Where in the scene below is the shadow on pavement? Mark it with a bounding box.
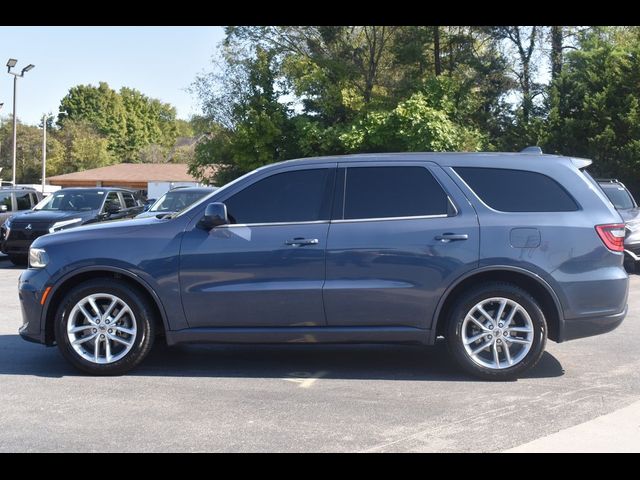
[0,255,22,269]
[0,334,564,381]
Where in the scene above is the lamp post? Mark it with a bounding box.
[41,114,49,194]
[0,102,4,159]
[7,59,35,186]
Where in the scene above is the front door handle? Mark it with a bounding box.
[285,238,319,247]
[435,233,469,243]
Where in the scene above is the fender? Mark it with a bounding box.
[40,264,171,340]
[427,264,565,344]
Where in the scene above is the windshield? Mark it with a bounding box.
[34,191,105,211]
[601,184,636,210]
[150,191,210,212]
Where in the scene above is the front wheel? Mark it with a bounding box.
[54,279,156,375]
[446,282,547,381]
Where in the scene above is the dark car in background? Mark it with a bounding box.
[1,187,143,265]
[136,186,216,219]
[18,150,628,380]
[597,178,640,272]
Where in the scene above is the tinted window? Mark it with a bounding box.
[122,192,136,208]
[0,193,11,211]
[455,167,578,212]
[225,169,333,224]
[342,166,449,220]
[104,192,123,210]
[16,192,31,210]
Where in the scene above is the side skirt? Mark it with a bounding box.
[165,326,431,346]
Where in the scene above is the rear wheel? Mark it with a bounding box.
[54,279,156,375]
[9,255,27,266]
[446,282,547,381]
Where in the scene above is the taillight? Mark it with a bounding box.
[595,224,626,252]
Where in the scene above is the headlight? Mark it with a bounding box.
[2,219,10,240]
[49,218,82,233]
[29,248,49,269]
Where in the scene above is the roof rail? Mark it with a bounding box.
[520,146,543,154]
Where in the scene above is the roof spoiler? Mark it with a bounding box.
[571,157,592,169]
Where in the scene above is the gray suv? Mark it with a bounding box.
[0,186,43,227]
[18,150,628,380]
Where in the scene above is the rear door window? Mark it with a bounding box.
[454,167,579,212]
[122,192,137,208]
[341,166,449,220]
[16,192,32,211]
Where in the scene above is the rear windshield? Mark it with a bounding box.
[599,184,636,210]
[150,191,210,212]
[454,167,579,212]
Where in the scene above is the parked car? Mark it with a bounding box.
[18,150,628,379]
[136,186,217,218]
[596,178,640,273]
[0,186,43,228]
[2,187,143,265]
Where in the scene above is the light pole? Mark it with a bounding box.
[41,114,49,194]
[0,102,4,159]
[7,59,35,186]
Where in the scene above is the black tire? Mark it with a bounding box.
[446,282,547,381]
[9,255,27,266]
[54,278,156,375]
[623,255,637,274]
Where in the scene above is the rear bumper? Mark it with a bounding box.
[559,304,627,342]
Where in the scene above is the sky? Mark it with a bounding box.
[0,26,226,125]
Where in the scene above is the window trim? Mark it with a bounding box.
[451,166,581,214]
[332,162,458,223]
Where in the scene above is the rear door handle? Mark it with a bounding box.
[435,233,469,243]
[285,238,319,246]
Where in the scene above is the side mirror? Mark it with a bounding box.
[0,205,7,213]
[198,202,229,230]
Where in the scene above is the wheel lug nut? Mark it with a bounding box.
[92,328,97,333]
[100,334,105,338]
[105,320,110,324]
[498,323,503,328]
[497,339,502,344]
[488,335,492,340]
[504,331,508,336]
[488,324,493,329]
[96,319,100,324]
[108,329,113,334]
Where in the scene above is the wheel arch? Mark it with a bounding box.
[43,266,169,345]
[431,266,564,344]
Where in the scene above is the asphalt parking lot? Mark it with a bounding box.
[1,254,639,452]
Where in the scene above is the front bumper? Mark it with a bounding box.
[18,268,51,345]
[560,304,627,342]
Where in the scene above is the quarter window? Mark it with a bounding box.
[454,167,579,212]
[122,192,136,208]
[104,192,123,211]
[342,166,449,220]
[225,169,333,224]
